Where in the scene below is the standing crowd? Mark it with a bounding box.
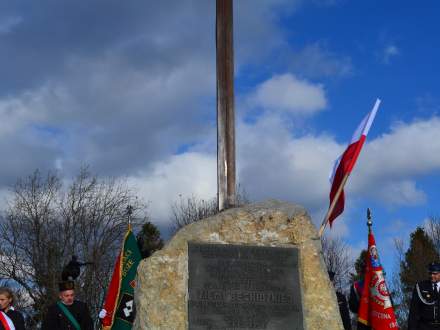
[340,261,440,330]
[0,287,25,330]
[3,262,440,329]
[0,280,94,330]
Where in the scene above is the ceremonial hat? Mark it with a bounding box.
[58,280,75,292]
[428,262,440,273]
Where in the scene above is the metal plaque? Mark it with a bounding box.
[188,243,303,330]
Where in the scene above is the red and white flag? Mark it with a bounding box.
[0,311,15,330]
[358,229,399,329]
[327,99,381,226]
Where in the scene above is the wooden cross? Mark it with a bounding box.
[216,0,236,211]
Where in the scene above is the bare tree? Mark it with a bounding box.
[0,168,146,327]
[170,195,218,234]
[321,235,353,293]
[389,237,409,330]
[0,170,62,320]
[170,185,249,234]
[425,216,440,252]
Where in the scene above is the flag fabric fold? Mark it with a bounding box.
[101,226,142,330]
[328,99,381,226]
[358,229,399,329]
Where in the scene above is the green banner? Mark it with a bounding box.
[112,230,142,330]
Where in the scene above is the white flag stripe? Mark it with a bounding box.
[1,311,16,330]
[330,99,381,183]
[350,98,381,144]
[329,154,342,183]
[362,98,381,136]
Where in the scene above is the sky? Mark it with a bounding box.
[1,0,440,278]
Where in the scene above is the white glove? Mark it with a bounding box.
[99,309,107,319]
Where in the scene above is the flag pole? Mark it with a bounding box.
[126,204,133,231]
[318,172,350,237]
[367,207,372,233]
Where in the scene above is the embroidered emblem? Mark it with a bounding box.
[369,245,381,267]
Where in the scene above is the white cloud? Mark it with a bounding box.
[248,74,327,115]
[0,89,50,137]
[1,1,439,242]
[0,0,308,183]
[375,180,426,206]
[0,16,22,35]
[382,44,400,64]
[236,113,339,219]
[0,50,217,180]
[0,188,12,211]
[290,43,354,78]
[234,0,301,67]
[351,117,440,205]
[416,94,440,115]
[237,113,440,221]
[127,152,216,224]
[118,110,440,233]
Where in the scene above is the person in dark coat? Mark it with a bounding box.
[408,262,440,330]
[41,281,93,330]
[348,279,371,330]
[0,287,25,330]
[0,311,14,330]
[328,271,352,330]
[61,256,93,281]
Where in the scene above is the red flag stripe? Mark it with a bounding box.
[101,253,122,327]
[328,136,367,225]
[328,99,380,226]
[0,311,14,330]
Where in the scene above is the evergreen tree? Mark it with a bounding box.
[400,227,440,310]
[351,249,368,282]
[136,221,164,259]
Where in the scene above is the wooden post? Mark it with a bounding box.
[318,173,350,237]
[216,0,236,211]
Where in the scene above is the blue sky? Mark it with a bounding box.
[1,0,440,278]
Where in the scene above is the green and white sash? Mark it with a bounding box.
[56,301,81,330]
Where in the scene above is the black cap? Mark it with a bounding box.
[428,262,440,273]
[58,280,75,292]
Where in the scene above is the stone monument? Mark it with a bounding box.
[134,200,344,330]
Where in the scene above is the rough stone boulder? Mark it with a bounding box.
[134,200,343,330]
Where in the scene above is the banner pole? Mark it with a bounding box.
[126,205,133,231]
[318,173,350,237]
[366,208,372,233]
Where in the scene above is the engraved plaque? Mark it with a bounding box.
[188,243,303,330]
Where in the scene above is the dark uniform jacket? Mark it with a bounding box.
[348,280,371,330]
[41,300,93,330]
[409,280,440,330]
[336,291,352,330]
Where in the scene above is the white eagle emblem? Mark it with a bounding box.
[370,270,392,309]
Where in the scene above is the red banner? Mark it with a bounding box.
[358,230,399,329]
[101,253,122,328]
